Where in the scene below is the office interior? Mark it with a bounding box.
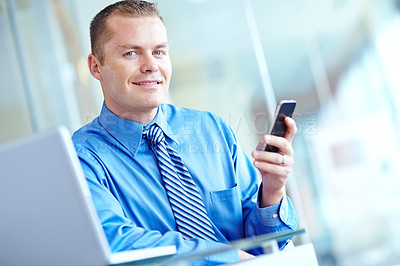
[1,0,400,265]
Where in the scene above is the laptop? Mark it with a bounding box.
[0,127,176,266]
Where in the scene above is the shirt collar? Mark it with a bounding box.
[98,103,178,156]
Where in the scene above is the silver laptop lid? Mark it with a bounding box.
[0,127,111,266]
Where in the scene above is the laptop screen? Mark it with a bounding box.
[0,127,110,265]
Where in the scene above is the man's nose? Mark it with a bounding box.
[140,53,159,73]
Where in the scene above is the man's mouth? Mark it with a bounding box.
[133,80,162,85]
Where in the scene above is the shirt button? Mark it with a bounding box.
[272,213,278,218]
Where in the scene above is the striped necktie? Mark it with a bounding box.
[144,124,218,241]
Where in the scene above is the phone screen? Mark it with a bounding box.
[264,100,296,152]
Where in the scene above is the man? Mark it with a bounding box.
[72,0,298,264]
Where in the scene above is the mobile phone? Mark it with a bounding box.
[262,100,296,152]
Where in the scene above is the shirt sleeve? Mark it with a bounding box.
[229,129,298,252]
[255,191,298,250]
[77,149,239,265]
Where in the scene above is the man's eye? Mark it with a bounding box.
[125,51,134,56]
[154,50,165,56]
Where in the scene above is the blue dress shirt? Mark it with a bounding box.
[72,103,297,265]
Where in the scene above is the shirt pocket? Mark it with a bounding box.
[210,184,243,239]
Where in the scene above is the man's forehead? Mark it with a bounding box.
[118,42,169,49]
[103,15,168,49]
[107,14,164,28]
[106,15,166,39]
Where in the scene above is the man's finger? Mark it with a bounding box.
[284,117,297,143]
[262,134,292,155]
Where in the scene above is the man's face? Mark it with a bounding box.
[95,15,172,121]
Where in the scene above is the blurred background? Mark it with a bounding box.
[1,0,400,265]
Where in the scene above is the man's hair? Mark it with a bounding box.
[90,0,163,64]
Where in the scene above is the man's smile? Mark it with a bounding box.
[132,80,162,86]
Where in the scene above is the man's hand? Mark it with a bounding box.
[251,117,297,207]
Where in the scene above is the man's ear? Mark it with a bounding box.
[88,54,103,81]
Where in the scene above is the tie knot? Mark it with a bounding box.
[145,124,165,147]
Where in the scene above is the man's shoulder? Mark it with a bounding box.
[72,118,107,150]
[161,104,235,141]
[161,103,224,123]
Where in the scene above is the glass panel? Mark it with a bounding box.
[158,0,269,157]
[253,0,400,264]
[9,0,103,133]
[0,0,32,143]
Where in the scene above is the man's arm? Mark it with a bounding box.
[78,151,240,265]
[252,117,297,207]
[228,116,297,253]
